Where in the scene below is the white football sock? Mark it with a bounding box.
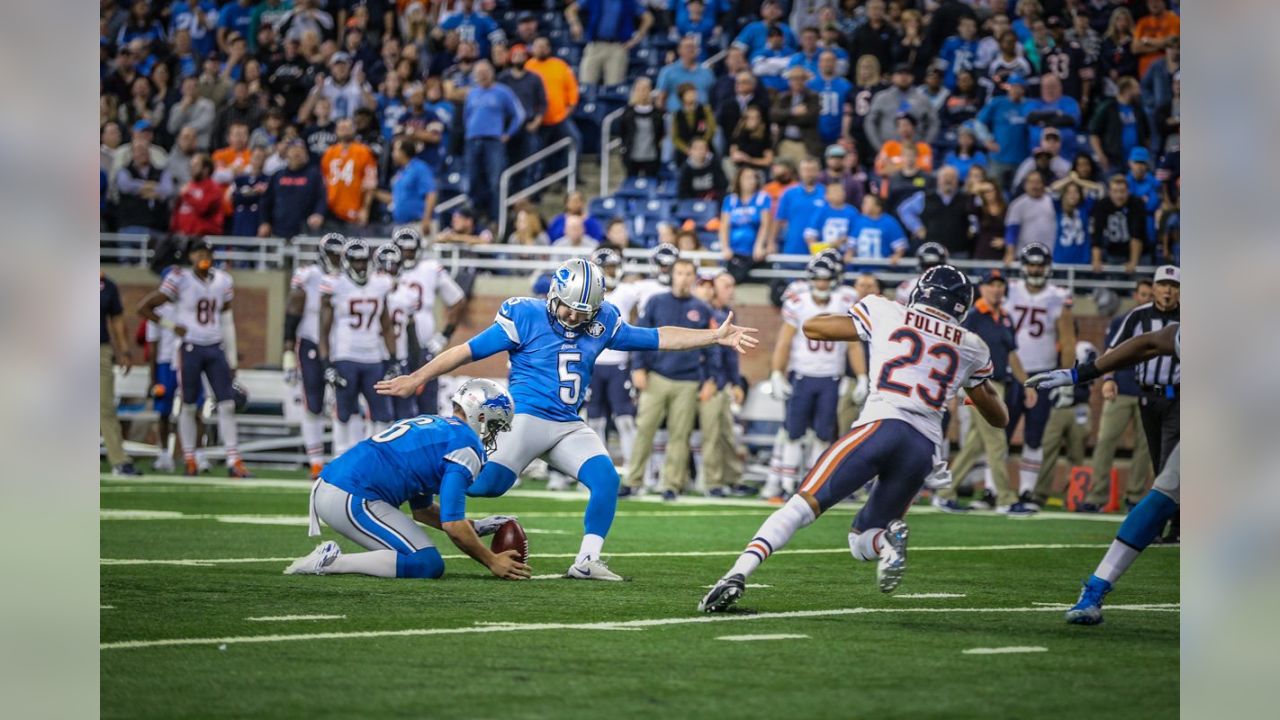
[217,399,239,463]
[727,495,816,579]
[848,528,886,561]
[779,438,803,494]
[1019,446,1043,495]
[586,417,608,446]
[302,413,326,463]
[805,439,830,471]
[179,405,198,460]
[323,549,398,578]
[983,466,996,494]
[576,534,604,565]
[614,415,637,465]
[331,417,348,455]
[1094,540,1140,585]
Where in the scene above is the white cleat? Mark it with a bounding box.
[877,520,910,593]
[565,556,625,582]
[153,454,175,473]
[195,450,211,473]
[283,541,340,575]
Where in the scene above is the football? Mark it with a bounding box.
[490,519,529,563]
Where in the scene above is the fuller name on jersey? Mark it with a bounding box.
[783,290,856,378]
[290,264,331,344]
[158,267,235,345]
[1005,279,1071,373]
[849,294,993,446]
[399,259,466,343]
[322,273,393,363]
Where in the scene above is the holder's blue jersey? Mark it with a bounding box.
[322,415,485,522]
[468,297,661,422]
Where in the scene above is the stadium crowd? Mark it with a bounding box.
[100,0,1181,276]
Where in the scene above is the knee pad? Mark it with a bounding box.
[396,548,444,579]
[469,463,518,498]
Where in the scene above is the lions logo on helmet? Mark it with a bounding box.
[450,378,515,454]
[908,265,975,322]
[546,258,606,336]
[319,232,347,274]
[1019,242,1052,289]
[341,239,372,285]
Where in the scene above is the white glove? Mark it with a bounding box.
[471,515,517,536]
[852,375,870,405]
[923,461,953,490]
[769,370,792,401]
[838,376,850,397]
[426,333,448,356]
[1050,385,1075,409]
[282,350,299,386]
[1025,368,1075,390]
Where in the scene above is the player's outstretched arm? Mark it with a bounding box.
[375,342,474,398]
[803,313,860,342]
[1026,323,1178,390]
[657,311,760,354]
[967,380,1010,429]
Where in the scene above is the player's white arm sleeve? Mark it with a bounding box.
[222,309,238,370]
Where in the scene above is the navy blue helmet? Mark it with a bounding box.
[1019,242,1052,288]
[908,264,974,321]
[916,242,949,272]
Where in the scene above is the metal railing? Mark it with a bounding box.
[496,136,577,241]
[598,106,626,197]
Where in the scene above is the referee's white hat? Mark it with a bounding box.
[1154,265,1181,285]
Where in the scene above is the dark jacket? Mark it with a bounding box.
[618,104,666,163]
[677,157,727,201]
[769,89,823,157]
[261,164,327,237]
[497,70,547,129]
[712,82,770,143]
[847,20,901,72]
[635,292,718,383]
[1088,98,1149,168]
[1089,194,1149,259]
[671,104,717,166]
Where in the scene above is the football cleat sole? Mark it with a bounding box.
[698,574,746,613]
[877,520,910,593]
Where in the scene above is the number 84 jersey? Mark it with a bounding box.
[849,295,993,446]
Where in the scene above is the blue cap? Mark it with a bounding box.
[1128,146,1151,164]
[131,119,153,133]
[980,268,1007,285]
[1006,73,1026,86]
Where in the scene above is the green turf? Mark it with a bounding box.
[100,471,1178,719]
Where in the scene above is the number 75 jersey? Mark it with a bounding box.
[1005,279,1071,373]
[849,295,993,446]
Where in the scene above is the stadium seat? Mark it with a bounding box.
[697,230,720,250]
[555,45,582,66]
[435,170,467,202]
[616,176,661,199]
[573,102,606,154]
[628,46,660,69]
[675,199,718,226]
[588,196,625,222]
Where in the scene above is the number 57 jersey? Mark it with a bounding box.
[849,295,993,446]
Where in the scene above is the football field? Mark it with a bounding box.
[100,470,1179,719]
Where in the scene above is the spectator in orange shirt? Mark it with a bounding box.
[1132,0,1179,78]
[762,159,797,213]
[525,37,582,176]
[874,114,934,176]
[211,122,253,184]
[320,118,377,227]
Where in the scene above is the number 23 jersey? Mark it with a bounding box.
[468,297,661,422]
[849,294,993,446]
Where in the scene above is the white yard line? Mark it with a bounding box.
[704,584,773,589]
[896,593,966,599]
[99,509,776,523]
[963,646,1049,655]
[245,614,346,622]
[100,603,1179,651]
[101,543,1178,567]
[716,634,809,642]
[101,605,115,610]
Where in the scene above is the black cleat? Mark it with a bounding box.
[699,573,746,613]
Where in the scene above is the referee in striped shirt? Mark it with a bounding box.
[1104,265,1180,475]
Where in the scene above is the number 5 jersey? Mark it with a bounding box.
[848,294,993,446]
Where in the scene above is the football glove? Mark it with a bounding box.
[769,370,792,401]
[1051,385,1075,409]
[471,515,517,537]
[852,375,870,405]
[323,363,347,389]
[282,350,299,386]
[1025,368,1075,390]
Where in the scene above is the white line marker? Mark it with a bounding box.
[245,614,346,622]
[530,574,565,580]
[100,604,1178,651]
[524,528,572,535]
[473,621,640,631]
[101,605,115,610]
[717,634,809,642]
[896,593,966,599]
[704,584,772,589]
[102,543,1177,567]
[963,646,1049,655]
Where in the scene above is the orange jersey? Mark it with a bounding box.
[1134,13,1180,77]
[525,57,580,125]
[875,141,934,176]
[321,142,377,221]
[212,147,252,176]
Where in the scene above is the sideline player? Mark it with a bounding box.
[1026,323,1180,624]
[392,227,466,414]
[701,266,1008,611]
[320,239,397,453]
[283,233,346,477]
[764,254,867,500]
[284,379,530,580]
[632,242,680,318]
[1004,242,1075,506]
[895,242,949,303]
[376,243,425,421]
[584,245,641,468]
[138,238,250,478]
[377,258,760,581]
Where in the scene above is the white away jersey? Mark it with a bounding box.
[632,277,669,319]
[895,277,918,305]
[849,294,993,446]
[144,303,180,364]
[290,263,331,344]
[399,260,465,342]
[323,273,393,363]
[385,278,425,361]
[783,290,856,378]
[159,267,234,346]
[782,278,860,306]
[1005,280,1071,372]
[598,281,645,366]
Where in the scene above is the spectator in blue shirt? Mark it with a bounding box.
[847,194,909,267]
[675,0,722,59]
[734,0,797,57]
[566,0,653,86]
[117,1,167,48]
[939,16,981,90]
[170,1,218,60]
[976,73,1031,190]
[1025,74,1082,159]
[1049,176,1100,265]
[719,167,771,274]
[384,137,437,232]
[462,61,525,223]
[217,0,254,51]
[804,183,861,256]
[788,26,823,78]
[942,124,989,182]
[1125,147,1161,240]
[770,158,827,255]
[656,36,716,112]
[806,51,852,144]
[440,0,506,58]
[749,26,793,93]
